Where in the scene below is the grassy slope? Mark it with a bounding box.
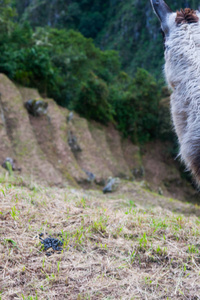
[1,173,200,299]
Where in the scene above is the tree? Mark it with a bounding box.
[0,0,16,34]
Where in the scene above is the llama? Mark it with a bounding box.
[150,0,200,184]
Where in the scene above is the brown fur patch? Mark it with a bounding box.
[176,8,199,25]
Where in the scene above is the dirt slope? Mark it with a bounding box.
[0,74,62,185]
[0,74,137,186]
[0,73,198,201]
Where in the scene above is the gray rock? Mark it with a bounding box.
[83,169,95,182]
[2,157,21,172]
[68,131,82,152]
[132,167,145,179]
[158,187,163,195]
[103,177,120,194]
[24,99,48,117]
[139,180,151,191]
[67,112,74,123]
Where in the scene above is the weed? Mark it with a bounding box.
[187,245,199,254]
[90,215,108,234]
[0,188,5,196]
[6,161,13,176]
[10,206,20,220]
[155,245,167,256]
[144,276,152,285]
[4,239,18,249]
[130,250,136,263]
[138,233,148,251]
[21,294,38,300]
[57,260,61,274]
[76,197,86,208]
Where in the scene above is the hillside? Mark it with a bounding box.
[1,175,200,299]
[15,0,200,77]
[0,73,198,201]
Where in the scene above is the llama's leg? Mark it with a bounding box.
[170,95,188,143]
[179,122,200,184]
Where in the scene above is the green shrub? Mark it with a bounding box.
[72,72,113,123]
[111,68,160,143]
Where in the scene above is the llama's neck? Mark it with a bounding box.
[164,22,200,145]
[165,22,200,96]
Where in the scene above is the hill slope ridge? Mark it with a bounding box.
[0,73,197,201]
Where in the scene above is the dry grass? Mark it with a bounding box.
[1,175,200,299]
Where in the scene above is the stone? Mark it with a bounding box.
[68,131,82,153]
[67,111,74,123]
[132,166,145,179]
[1,157,21,171]
[83,169,95,182]
[139,180,152,191]
[158,187,163,195]
[103,177,120,193]
[24,99,48,117]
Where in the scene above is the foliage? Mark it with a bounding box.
[15,0,200,78]
[0,1,168,144]
[72,72,113,123]
[110,69,160,143]
[0,0,16,34]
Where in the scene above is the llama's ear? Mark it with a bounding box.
[150,0,173,34]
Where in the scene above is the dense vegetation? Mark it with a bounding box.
[15,0,200,77]
[0,0,168,144]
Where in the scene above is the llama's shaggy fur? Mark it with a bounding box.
[164,10,200,183]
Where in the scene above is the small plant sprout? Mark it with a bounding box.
[57,260,61,274]
[42,257,45,268]
[130,250,136,263]
[76,197,86,208]
[129,200,136,207]
[6,161,13,176]
[5,239,18,249]
[139,233,148,251]
[1,188,5,196]
[10,206,20,220]
[144,276,152,285]
[188,245,199,254]
[155,245,167,256]
[80,197,86,208]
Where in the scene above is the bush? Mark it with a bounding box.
[110,69,160,143]
[72,72,113,123]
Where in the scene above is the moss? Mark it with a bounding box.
[62,170,79,187]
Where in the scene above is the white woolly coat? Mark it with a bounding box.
[164,12,200,182]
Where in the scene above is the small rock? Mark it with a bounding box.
[1,157,21,172]
[67,111,74,123]
[83,169,95,182]
[24,99,48,117]
[103,177,120,194]
[158,187,163,195]
[68,131,82,152]
[140,180,152,191]
[132,167,145,179]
